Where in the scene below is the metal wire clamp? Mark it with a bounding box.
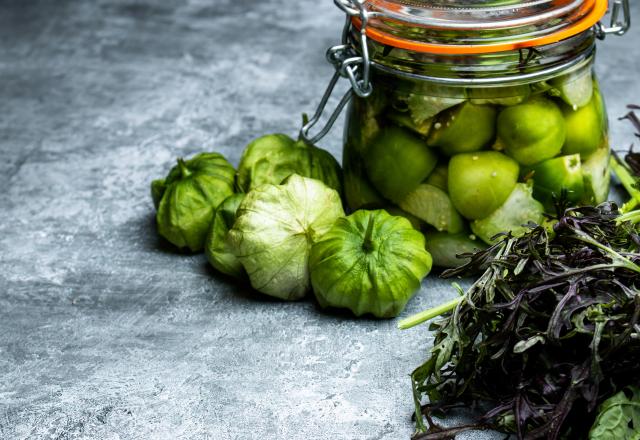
[596,0,631,39]
[300,0,376,145]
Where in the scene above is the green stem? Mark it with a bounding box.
[398,297,462,330]
[362,213,375,253]
[573,230,640,274]
[610,156,640,213]
[618,210,640,225]
[177,158,192,178]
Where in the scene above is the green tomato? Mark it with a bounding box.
[550,68,593,109]
[343,140,387,210]
[466,85,531,106]
[205,194,246,279]
[424,231,486,268]
[582,147,611,205]
[386,109,433,137]
[398,183,465,233]
[228,175,344,300]
[425,163,449,192]
[498,97,566,166]
[448,151,520,220]
[155,153,236,252]
[384,206,424,230]
[471,183,545,244]
[309,209,432,318]
[365,126,438,202]
[527,154,585,210]
[407,93,464,124]
[236,134,342,195]
[427,102,497,155]
[561,89,606,156]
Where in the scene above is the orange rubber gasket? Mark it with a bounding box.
[354,0,608,54]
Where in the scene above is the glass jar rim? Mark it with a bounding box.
[360,0,608,54]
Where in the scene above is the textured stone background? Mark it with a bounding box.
[1,1,638,439]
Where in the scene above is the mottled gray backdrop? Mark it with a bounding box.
[1,1,639,439]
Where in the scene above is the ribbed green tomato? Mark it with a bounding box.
[309,210,432,318]
[448,151,520,220]
[154,153,236,252]
[562,89,606,156]
[527,154,585,210]
[427,102,497,155]
[364,126,438,202]
[498,97,566,166]
[205,194,245,279]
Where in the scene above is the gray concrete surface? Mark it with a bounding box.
[1,1,639,439]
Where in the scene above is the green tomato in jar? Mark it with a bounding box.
[561,88,606,156]
[425,163,449,192]
[343,140,387,210]
[386,109,433,137]
[424,231,486,268]
[526,154,585,210]
[497,97,566,166]
[364,126,438,202]
[427,102,497,155]
[582,147,611,205]
[550,68,593,109]
[309,209,433,318]
[448,151,520,220]
[398,183,465,233]
[471,182,545,244]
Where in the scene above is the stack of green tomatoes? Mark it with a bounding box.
[343,66,610,265]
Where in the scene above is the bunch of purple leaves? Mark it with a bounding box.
[410,203,640,440]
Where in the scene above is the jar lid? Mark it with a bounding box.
[358,0,608,53]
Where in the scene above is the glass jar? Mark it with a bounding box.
[302,0,630,266]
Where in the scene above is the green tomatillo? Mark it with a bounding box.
[309,209,433,318]
[236,133,342,195]
[204,193,245,279]
[153,152,236,252]
[227,175,344,301]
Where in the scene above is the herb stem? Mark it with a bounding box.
[572,230,640,274]
[398,297,462,330]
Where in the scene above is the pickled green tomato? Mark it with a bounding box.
[364,126,438,202]
[425,164,448,192]
[424,231,486,268]
[448,151,519,220]
[550,68,594,109]
[562,88,606,156]
[527,154,585,210]
[427,102,497,155]
[398,184,465,233]
[471,183,545,244]
[343,98,387,210]
[497,97,566,166]
[582,147,611,205]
